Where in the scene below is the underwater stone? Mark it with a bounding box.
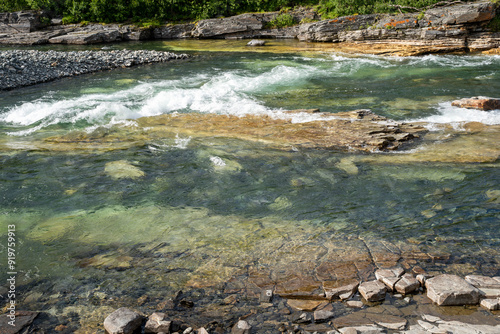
[104,308,143,334]
[231,320,252,334]
[105,160,145,179]
[0,311,38,334]
[425,274,480,306]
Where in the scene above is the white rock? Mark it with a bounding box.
[104,308,143,334]
[425,274,480,306]
[359,280,387,302]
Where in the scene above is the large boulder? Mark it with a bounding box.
[425,274,481,306]
[153,23,194,39]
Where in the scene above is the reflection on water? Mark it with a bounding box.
[0,41,499,331]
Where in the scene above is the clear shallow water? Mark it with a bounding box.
[0,40,499,330]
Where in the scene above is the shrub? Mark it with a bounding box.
[267,13,297,28]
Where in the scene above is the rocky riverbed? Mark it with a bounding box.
[0,49,189,90]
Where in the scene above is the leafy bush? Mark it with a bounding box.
[267,13,297,28]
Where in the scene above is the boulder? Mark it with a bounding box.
[425,274,481,306]
[48,29,122,44]
[104,308,143,334]
[358,280,387,302]
[144,312,171,333]
[394,273,420,295]
[192,13,264,38]
[452,97,500,111]
[313,303,335,322]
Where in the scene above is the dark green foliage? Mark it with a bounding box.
[0,0,477,23]
[267,13,297,28]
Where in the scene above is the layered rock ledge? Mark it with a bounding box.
[1,1,499,55]
[42,109,427,153]
[0,49,189,90]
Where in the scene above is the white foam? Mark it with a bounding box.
[410,102,500,128]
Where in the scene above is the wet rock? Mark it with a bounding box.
[417,314,500,333]
[145,312,171,333]
[103,308,143,334]
[394,273,420,295]
[259,289,274,303]
[465,275,500,288]
[374,267,404,291]
[105,160,145,179]
[231,319,251,334]
[451,97,500,111]
[247,39,266,46]
[425,274,481,306]
[291,312,313,324]
[480,298,500,311]
[313,303,335,323]
[358,280,387,302]
[287,299,326,312]
[346,301,364,309]
[0,311,38,334]
[323,280,359,300]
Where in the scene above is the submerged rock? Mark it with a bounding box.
[105,160,145,179]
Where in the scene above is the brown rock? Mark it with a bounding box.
[323,280,359,300]
[144,312,172,333]
[313,303,335,323]
[451,97,500,111]
[465,275,500,288]
[358,280,387,302]
[394,273,420,295]
[425,274,481,306]
[375,267,404,291]
[287,299,326,312]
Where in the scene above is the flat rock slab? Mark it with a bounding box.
[465,275,500,288]
[480,298,500,311]
[425,274,480,306]
[46,109,427,153]
[358,280,387,302]
[451,96,500,111]
[104,307,143,334]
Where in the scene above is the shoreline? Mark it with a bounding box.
[0,49,189,91]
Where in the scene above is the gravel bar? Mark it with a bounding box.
[0,49,190,90]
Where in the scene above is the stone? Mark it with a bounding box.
[465,275,500,288]
[259,289,273,303]
[477,288,500,298]
[247,39,265,46]
[323,280,359,300]
[394,273,420,295]
[376,319,407,330]
[375,267,404,291]
[287,299,325,312]
[153,23,194,39]
[0,311,38,334]
[480,298,500,311]
[145,312,171,333]
[231,320,251,334]
[198,328,209,334]
[451,97,500,111]
[313,303,335,322]
[358,280,387,302]
[425,274,481,306]
[103,308,143,334]
[346,301,364,308]
[105,160,145,179]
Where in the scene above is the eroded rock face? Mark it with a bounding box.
[425,274,481,306]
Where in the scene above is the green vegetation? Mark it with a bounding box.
[0,0,479,23]
[266,13,297,28]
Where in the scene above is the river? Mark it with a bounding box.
[0,40,499,332]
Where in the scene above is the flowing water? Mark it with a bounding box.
[0,40,499,332]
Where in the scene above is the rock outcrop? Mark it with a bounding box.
[426,274,481,306]
[452,96,500,110]
[1,2,498,55]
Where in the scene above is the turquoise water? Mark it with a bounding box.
[0,40,499,331]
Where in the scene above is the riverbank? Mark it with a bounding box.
[1,1,499,56]
[0,49,189,90]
